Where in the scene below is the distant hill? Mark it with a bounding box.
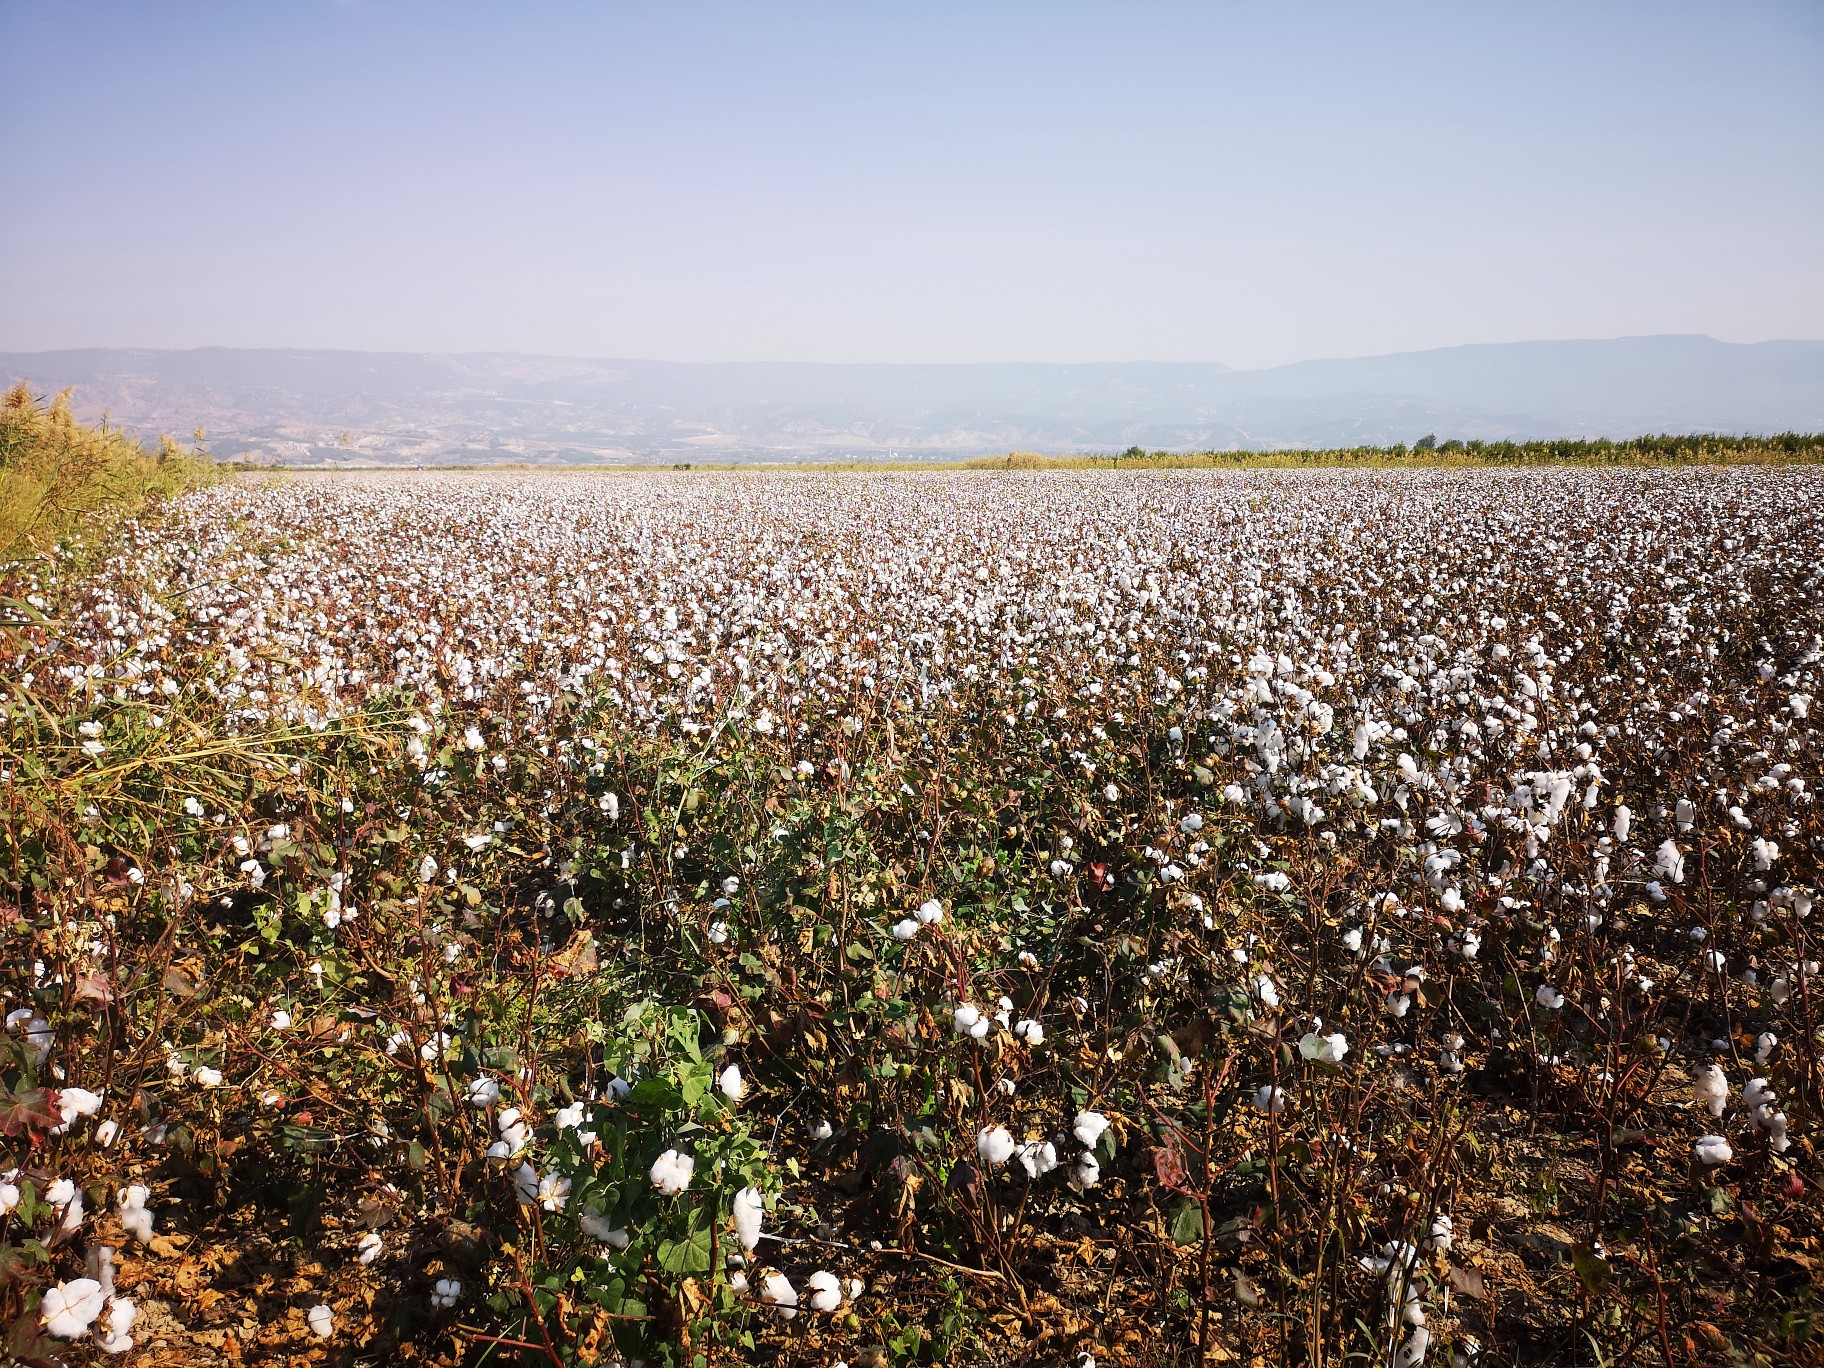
[2,336,1819,464]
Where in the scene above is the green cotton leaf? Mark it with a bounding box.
[629,1077,682,1114]
[1171,1199,1207,1246]
[656,1228,713,1276]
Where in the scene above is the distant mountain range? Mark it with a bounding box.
[3,335,1819,464]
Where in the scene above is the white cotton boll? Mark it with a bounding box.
[53,1086,104,1132]
[95,1296,136,1355]
[1014,1018,1045,1046]
[1534,984,1564,1010]
[729,1271,749,1294]
[1394,1326,1432,1368]
[1104,784,1120,803]
[1703,950,1727,974]
[1254,976,1280,1010]
[733,1186,764,1251]
[1655,841,1685,885]
[650,1149,695,1196]
[118,1186,154,1243]
[538,1173,571,1211]
[916,898,944,925]
[307,1304,335,1338]
[467,1077,501,1107]
[431,1278,461,1309]
[1070,1152,1101,1191]
[892,918,919,940]
[1426,1213,1453,1252]
[1252,1085,1285,1114]
[952,1003,983,1036]
[1767,1112,1791,1152]
[718,1065,745,1102]
[40,1277,106,1338]
[1298,1032,1349,1064]
[808,1117,834,1142]
[1180,812,1203,833]
[46,1178,76,1209]
[761,1272,798,1319]
[1612,805,1631,842]
[270,1008,293,1031]
[1018,1140,1059,1177]
[1072,1111,1110,1148]
[977,1126,1016,1166]
[1675,798,1696,831]
[357,1232,383,1264]
[191,1064,224,1088]
[805,1270,843,1313]
[580,1208,628,1246]
[1754,1032,1777,1064]
[1692,1135,1733,1167]
[1791,693,1812,719]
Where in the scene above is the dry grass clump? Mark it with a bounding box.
[0,385,218,566]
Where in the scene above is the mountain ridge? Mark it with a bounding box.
[4,336,1819,464]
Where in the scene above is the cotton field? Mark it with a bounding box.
[1,467,1819,1367]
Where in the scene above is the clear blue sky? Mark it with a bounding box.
[2,1,1820,368]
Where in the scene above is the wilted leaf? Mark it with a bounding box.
[0,1086,59,1139]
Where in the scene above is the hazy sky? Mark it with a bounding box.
[3,2,1820,368]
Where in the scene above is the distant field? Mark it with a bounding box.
[2,467,1819,1366]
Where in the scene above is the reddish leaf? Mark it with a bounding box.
[0,1086,60,1140]
[1153,1130,1191,1194]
